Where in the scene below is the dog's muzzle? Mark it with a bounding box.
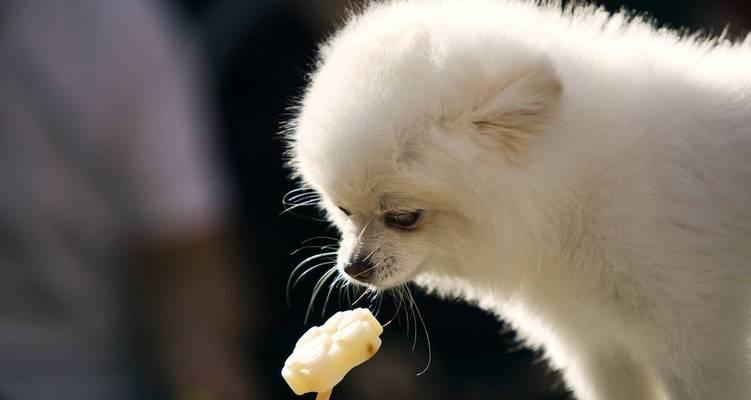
[344,250,376,283]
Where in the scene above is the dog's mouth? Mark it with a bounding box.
[343,255,424,290]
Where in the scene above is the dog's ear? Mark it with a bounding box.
[469,59,562,162]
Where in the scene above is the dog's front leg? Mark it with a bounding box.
[564,347,661,400]
[653,328,751,400]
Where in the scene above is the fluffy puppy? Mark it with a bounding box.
[287,1,751,399]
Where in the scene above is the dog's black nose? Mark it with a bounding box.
[344,255,375,281]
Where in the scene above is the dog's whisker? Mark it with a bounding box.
[374,291,384,317]
[352,261,382,278]
[362,247,378,263]
[382,289,405,328]
[282,198,321,210]
[280,201,321,216]
[351,286,370,306]
[281,190,314,206]
[282,187,314,197]
[406,288,433,376]
[286,251,338,304]
[367,290,378,309]
[392,292,404,326]
[305,267,339,324]
[284,191,320,203]
[367,287,379,302]
[287,252,337,283]
[311,267,337,298]
[399,285,411,339]
[407,288,419,352]
[322,275,345,318]
[291,260,336,293]
[282,195,320,207]
[356,219,372,243]
[281,193,320,206]
[282,187,316,198]
[281,202,320,213]
[301,236,339,244]
[289,251,337,274]
[346,283,354,305]
[282,187,308,195]
[340,280,353,308]
[280,197,323,211]
[287,214,330,224]
[290,243,339,256]
[337,281,344,309]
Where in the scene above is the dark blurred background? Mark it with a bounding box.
[0,1,748,400]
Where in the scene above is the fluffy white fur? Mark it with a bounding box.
[288,1,751,399]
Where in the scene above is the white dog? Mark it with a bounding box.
[288,1,751,399]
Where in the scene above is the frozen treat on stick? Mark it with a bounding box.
[282,308,383,399]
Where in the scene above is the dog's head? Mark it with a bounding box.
[288,2,562,289]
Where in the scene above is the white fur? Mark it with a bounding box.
[288,1,751,399]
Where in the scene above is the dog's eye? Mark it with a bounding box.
[338,206,351,216]
[384,211,422,230]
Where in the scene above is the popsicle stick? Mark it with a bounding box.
[315,389,332,400]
